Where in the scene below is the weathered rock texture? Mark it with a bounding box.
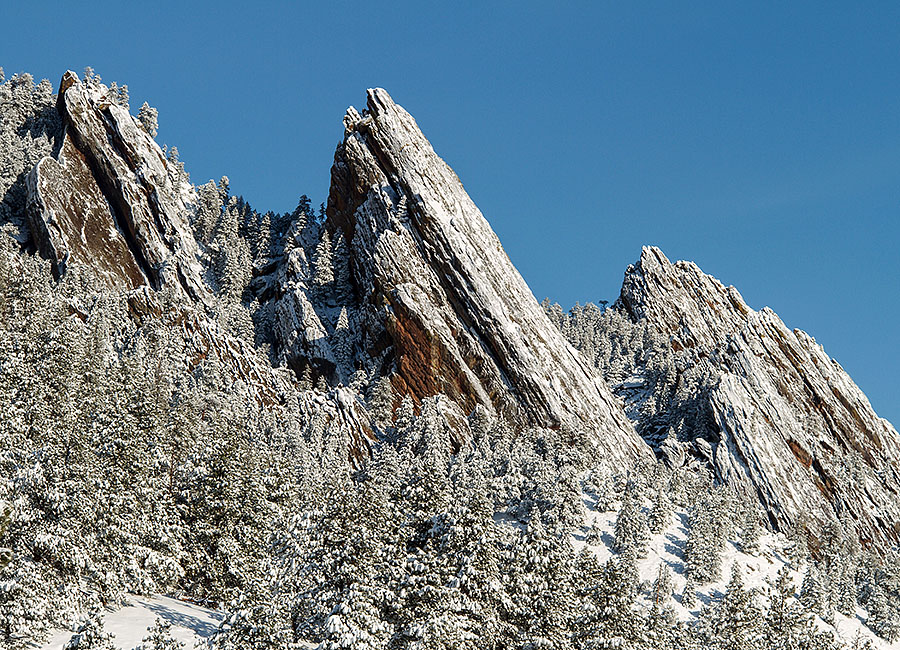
[27,71,208,304]
[619,246,900,547]
[323,88,650,466]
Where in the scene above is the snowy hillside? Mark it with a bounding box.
[38,596,222,650]
[573,483,900,649]
[1,69,898,649]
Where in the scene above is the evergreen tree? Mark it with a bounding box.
[137,102,159,138]
[867,585,900,642]
[137,618,184,650]
[0,503,11,569]
[572,550,639,649]
[584,520,603,545]
[650,563,674,607]
[614,485,650,558]
[741,509,763,556]
[684,492,725,583]
[764,566,809,650]
[682,574,698,609]
[367,376,395,428]
[63,609,116,650]
[800,563,832,621]
[701,564,763,650]
[314,229,335,299]
[647,483,672,535]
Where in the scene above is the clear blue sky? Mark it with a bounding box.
[4,1,898,425]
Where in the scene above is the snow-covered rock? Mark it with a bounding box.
[27,71,209,305]
[321,88,649,467]
[617,246,900,547]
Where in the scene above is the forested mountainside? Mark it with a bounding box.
[0,68,898,649]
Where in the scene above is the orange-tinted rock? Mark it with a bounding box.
[619,246,900,546]
[325,89,650,468]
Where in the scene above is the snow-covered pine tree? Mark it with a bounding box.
[314,229,335,301]
[650,563,674,607]
[331,306,353,378]
[332,230,352,305]
[137,101,159,138]
[614,483,650,558]
[584,520,602,545]
[647,482,672,535]
[63,609,117,650]
[367,376,395,428]
[800,563,833,622]
[764,566,814,650]
[136,618,184,650]
[741,508,763,556]
[571,550,639,649]
[682,574,698,609]
[0,504,11,569]
[867,585,900,642]
[700,564,764,650]
[684,492,725,583]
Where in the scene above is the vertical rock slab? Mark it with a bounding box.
[27,71,209,304]
[27,136,145,288]
[326,89,649,466]
[618,246,900,547]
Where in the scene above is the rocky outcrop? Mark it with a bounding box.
[27,71,209,304]
[618,246,900,547]
[321,88,650,467]
[127,286,377,463]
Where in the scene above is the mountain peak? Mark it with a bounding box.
[616,247,900,546]
[321,89,651,466]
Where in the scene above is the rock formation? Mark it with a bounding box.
[617,246,900,547]
[24,71,378,462]
[27,71,208,304]
[317,88,650,466]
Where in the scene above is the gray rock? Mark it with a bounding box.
[321,88,650,468]
[619,246,900,547]
[27,71,209,305]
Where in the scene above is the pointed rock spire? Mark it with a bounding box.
[27,71,209,304]
[618,246,900,547]
[324,88,650,467]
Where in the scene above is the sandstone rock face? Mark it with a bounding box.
[619,246,900,547]
[27,71,208,304]
[27,136,145,288]
[323,89,650,466]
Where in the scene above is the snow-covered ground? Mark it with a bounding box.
[36,595,223,650]
[29,495,897,649]
[575,493,899,649]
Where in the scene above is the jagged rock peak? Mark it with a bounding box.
[324,88,650,466]
[617,246,900,548]
[619,246,754,352]
[27,70,209,305]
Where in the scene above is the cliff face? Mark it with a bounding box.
[23,71,378,459]
[27,71,208,304]
[617,246,900,547]
[316,88,650,466]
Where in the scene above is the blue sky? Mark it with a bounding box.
[4,1,898,424]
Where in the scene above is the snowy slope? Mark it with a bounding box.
[575,493,899,649]
[36,595,223,650]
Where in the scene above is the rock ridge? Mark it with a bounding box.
[618,246,900,547]
[323,88,650,466]
[27,71,209,304]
